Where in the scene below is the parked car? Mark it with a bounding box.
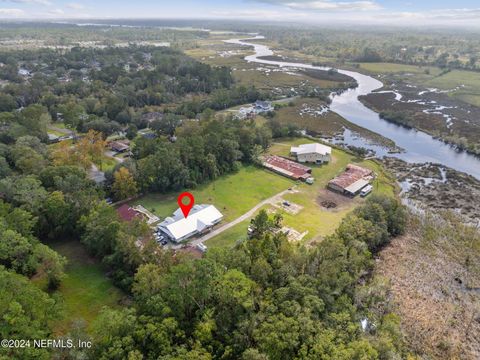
[360,184,373,197]
[196,243,207,253]
[283,201,291,207]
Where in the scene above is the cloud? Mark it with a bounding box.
[211,9,308,19]
[48,8,64,15]
[1,0,53,5]
[255,0,381,11]
[0,8,24,16]
[67,2,85,10]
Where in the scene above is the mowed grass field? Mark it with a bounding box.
[134,165,295,222]
[205,138,397,248]
[48,240,124,335]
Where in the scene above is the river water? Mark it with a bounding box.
[225,37,480,180]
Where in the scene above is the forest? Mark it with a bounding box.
[1,190,408,359]
[0,36,411,358]
[4,20,475,359]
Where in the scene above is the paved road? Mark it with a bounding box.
[173,186,296,249]
[105,150,125,163]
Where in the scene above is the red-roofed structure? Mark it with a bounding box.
[328,164,373,196]
[262,155,312,181]
[117,204,140,222]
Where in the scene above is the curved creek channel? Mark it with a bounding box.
[225,36,480,180]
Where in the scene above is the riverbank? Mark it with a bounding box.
[382,157,480,222]
[358,91,480,157]
[226,35,480,180]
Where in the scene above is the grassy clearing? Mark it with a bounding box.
[273,98,345,136]
[233,67,340,91]
[47,129,66,137]
[357,62,440,75]
[205,218,252,249]
[134,165,294,222]
[205,138,397,248]
[47,239,124,335]
[99,155,118,172]
[424,69,480,107]
[273,98,397,148]
[425,69,480,90]
[271,139,395,241]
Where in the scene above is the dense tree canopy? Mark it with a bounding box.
[90,197,407,359]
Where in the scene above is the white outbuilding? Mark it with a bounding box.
[158,204,223,243]
[290,143,332,164]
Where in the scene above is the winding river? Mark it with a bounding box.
[226,37,480,180]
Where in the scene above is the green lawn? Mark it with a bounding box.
[134,165,295,222]
[424,69,480,107]
[48,240,124,335]
[206,218,252,249]
[424,69,480,90]
[205,138,397,248]
[98,155,118,172]
[357,62,440,75]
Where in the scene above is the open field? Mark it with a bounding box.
[205,138,397,248]
[424,70,480,107]
[134,165,295,222]
[272,97,397,148]
[48,240,125,335]
[187,39,350,94]
[355,62,480,108]
[356,62,441,75]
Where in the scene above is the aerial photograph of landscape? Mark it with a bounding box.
[0,0,479,359]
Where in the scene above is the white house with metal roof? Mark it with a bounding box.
[158,204,223,243]
[290,143,332,164]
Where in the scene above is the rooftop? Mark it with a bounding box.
[263,155,312,180]
[159,204,223,241]
[328,164,373,190]
[291,143,332,156]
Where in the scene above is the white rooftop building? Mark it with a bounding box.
[290,143,332,164]
[158,204,223,243]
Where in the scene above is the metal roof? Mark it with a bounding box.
[291,143,332,156]
[344,179,370,194]
[159,204,223,242]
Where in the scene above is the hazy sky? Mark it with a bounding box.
[1,0,480,27]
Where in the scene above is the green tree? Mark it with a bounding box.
[112,167,138,201]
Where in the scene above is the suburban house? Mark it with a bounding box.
[109,140,130,153]
[254,100,274,113]
[235,106,256,120]
[290,143,332,164]
[158,204,223,243]
[262,155,312,181]
[328,164,374,196]
[18,68,31,77]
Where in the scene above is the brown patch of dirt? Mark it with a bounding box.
[377,228,480,359]
[317,189,353,210]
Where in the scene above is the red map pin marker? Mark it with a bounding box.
[178,192,194,218]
